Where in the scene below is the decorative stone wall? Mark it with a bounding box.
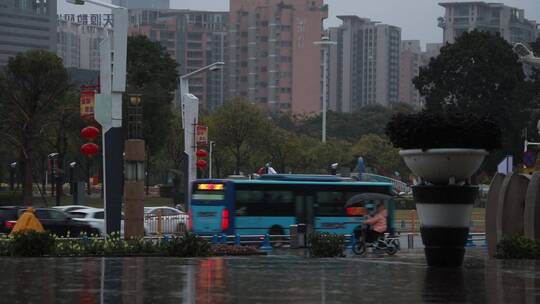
[486,172,540,257]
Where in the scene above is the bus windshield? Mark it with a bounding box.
[192,183,226,201]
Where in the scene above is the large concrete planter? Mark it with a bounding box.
[414,185,477,267]
[400,148,487,267]
[399,149,488,185]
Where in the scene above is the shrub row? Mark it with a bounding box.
[308,233,346,258]
[496,236,540,259]
[0,231,262,258]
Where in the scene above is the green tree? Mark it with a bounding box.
[0,50,71,204]
[351,134,404,176]
[288,103,415,142]
[209,98,272,175]
[264,128,303,173]
[414,30,539,162]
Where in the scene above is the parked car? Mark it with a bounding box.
[144,207,187,235]
[6,208,100,237]
[53,205,92,213]
[69,208,124,237]
[0,206,26,234]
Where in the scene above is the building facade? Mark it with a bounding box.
[57,19,112,71]
[0,0,57,66]
[328,16,401,112]
[439,1,538,44]
[228,0,328,114]
[127,0,169,9]
[399,40,421,108]
[129,9,228,110]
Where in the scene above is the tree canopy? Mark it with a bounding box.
[126,35,179,155]
[202,99,408,178]
[414,31,540,164]
[0,50,71,204]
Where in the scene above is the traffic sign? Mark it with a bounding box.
[523,150,537,168]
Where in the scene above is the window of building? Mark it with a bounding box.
[455,5,470,16]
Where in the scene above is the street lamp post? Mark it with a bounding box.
[9,162,17,192]
[513,43,540,69]
[48,153,61,206]
[209,141,215,179]
[179,62,224,209]
[314,37,337,144]
[514,43,540,154]
[68,0,128,234]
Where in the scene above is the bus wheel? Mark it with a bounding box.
[269,226,285,248]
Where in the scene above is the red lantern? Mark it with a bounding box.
[196,149,208,158]
[81,143,100,158]
[196,159,208,169]
[81,126,100,141]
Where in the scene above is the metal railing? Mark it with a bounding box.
[143,213,188,235]
[351,173,412,194]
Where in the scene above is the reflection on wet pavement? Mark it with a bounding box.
[1,249,540,303]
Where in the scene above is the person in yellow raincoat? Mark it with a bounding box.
[11,207,44,234]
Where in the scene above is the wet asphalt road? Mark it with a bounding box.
[1,248,538,304]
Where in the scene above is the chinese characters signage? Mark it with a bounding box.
[80,85,99,121]
[58,14,113,27]
[196,125,209,146]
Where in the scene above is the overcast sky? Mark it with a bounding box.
[58,0,540,47]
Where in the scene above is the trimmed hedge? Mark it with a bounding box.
[308,233,346,258]
[385,111,501,151]
[496,236,540,259]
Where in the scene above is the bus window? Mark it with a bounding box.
[236,190,295,216]
[315,191,346,216]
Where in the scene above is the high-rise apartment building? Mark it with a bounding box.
[439,1,538,44]
[328,16,401,112]
[424,43,443,63]
[228,0,328,114]
[0,0,57,66]
[129,9,228,110]
[127,0,169,9]
[399,40,421,108]
[57,20,112,71]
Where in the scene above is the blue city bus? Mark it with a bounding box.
[190,175,395,237]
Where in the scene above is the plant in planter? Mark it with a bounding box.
[386,111,501,267]
[386,111,501,185]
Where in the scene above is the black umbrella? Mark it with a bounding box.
[345,193,393,208]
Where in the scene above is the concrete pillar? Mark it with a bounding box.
[496,173,530,242]
[485,173,505,258]
[124,139,145,238]
[414,185,477,267]
[524,172,540,240]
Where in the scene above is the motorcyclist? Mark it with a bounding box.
[362,203,387,243]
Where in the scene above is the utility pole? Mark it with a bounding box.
[69,0,128,234]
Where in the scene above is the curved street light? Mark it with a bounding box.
[179,62,225,209]
[513,43,540,69]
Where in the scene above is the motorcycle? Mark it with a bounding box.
[353,231,400,256]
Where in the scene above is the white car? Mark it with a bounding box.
[69,208,125,237]
[144,207,187,235]
[53,205,92,213]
